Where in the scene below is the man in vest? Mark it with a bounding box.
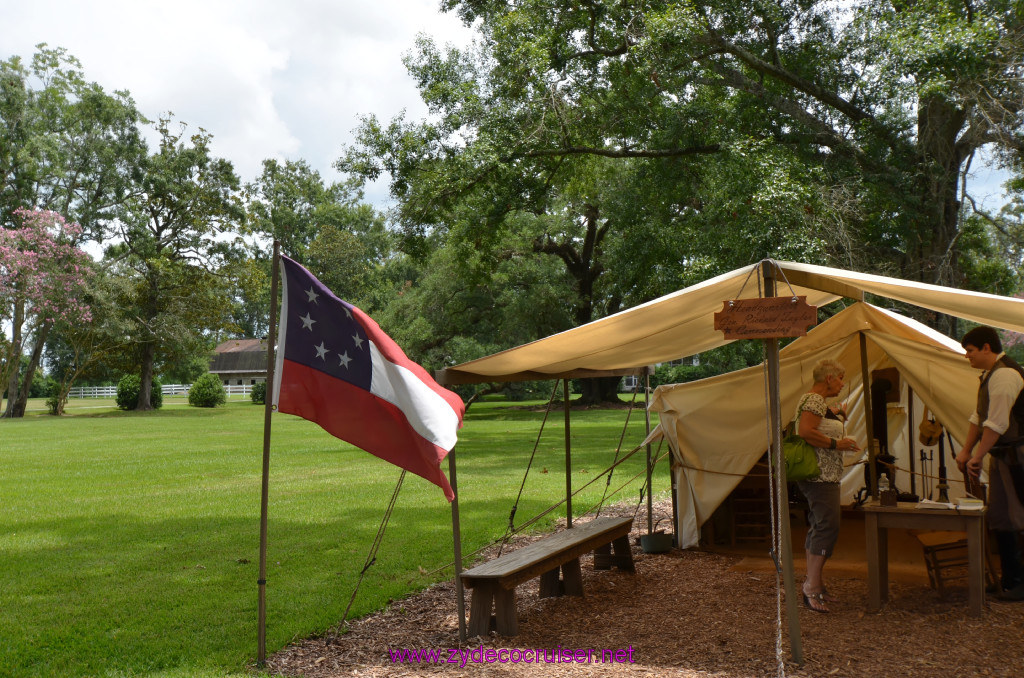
[955,326,1024,601]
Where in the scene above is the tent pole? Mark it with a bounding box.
[763,261,803,664]
[907,385,917,496]
[257,241,281,667]
[860,332,879,498]
[564,378,573,528]
[644,368,653,534]
[669,461,679,547]
[449,449,467,642]
[664,366,678,542]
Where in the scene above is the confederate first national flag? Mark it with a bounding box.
[272,255,465,500]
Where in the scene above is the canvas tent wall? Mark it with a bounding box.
[647,301,984,548]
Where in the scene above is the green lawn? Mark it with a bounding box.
[0,396,666,677]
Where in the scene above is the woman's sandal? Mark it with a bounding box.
[802,590,829,613]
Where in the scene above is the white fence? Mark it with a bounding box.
[67,385,119,398]
[68,383,257,398]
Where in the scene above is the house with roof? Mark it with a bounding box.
[209,338,268,387]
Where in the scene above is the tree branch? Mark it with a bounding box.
[566,40,633,61]
[517,144,721,160]
[707,31,874,125]
[702,64,872,165]
[705,30,906,152]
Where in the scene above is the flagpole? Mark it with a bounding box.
[257,241,282,666]
[449,449,467,642]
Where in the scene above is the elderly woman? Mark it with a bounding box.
[795,359,860,613]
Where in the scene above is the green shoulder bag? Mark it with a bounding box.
[780,395,821,482]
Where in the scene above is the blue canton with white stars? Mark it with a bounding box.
[281,257,372,391]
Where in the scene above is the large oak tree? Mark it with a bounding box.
[345,0,1023,350]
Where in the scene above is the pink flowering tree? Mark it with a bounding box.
[1,208,94,417]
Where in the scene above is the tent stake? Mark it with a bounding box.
[763,261,803,665]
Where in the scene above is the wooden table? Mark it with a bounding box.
[460,516,635,636]
[862,501,986,616]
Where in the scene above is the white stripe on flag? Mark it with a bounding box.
[369,342,460,451]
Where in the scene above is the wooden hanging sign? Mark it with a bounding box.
[713,296,817,340]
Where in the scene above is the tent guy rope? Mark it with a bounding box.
[340,470,407,628]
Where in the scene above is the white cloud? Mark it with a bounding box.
[1,0,474,194]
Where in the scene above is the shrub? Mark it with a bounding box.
[116,374,163,410]
[250,381,266,405]
[188,373,227,408]
[45,381,62,416]
[30,374,56,398]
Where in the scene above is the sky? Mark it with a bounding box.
[1,0,1012,212]
[1,0,476,206]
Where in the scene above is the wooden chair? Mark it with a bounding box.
[913,477,997,596]
[727,458,772,547]
[913,530,998,597]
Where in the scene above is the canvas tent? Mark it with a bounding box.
[438,260,1024,546]
[648,301,986,548]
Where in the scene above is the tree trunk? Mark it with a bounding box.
[532,203,622,405]
[915,94,968,335]
[533,202,609,329]
[576,376,623,406]
[9,322,52,418]
[3,299,26,418]
[137,341,156,411]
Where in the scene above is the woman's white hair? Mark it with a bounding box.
[812,359,845,384]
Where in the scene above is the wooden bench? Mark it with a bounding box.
[460,516,635,637]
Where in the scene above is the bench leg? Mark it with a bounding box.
[467,582,520,637]
[613,534,635,573]
[539,558,584,598]
[467,583,496,637]
[562,558,584,596]
[539,567,561,598]
[493,586,518,636]
[593,535,635,572]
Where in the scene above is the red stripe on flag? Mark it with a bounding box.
[277,359,455,500]
[350,305,465,420]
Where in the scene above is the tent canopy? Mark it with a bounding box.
[437,261,1024,385]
